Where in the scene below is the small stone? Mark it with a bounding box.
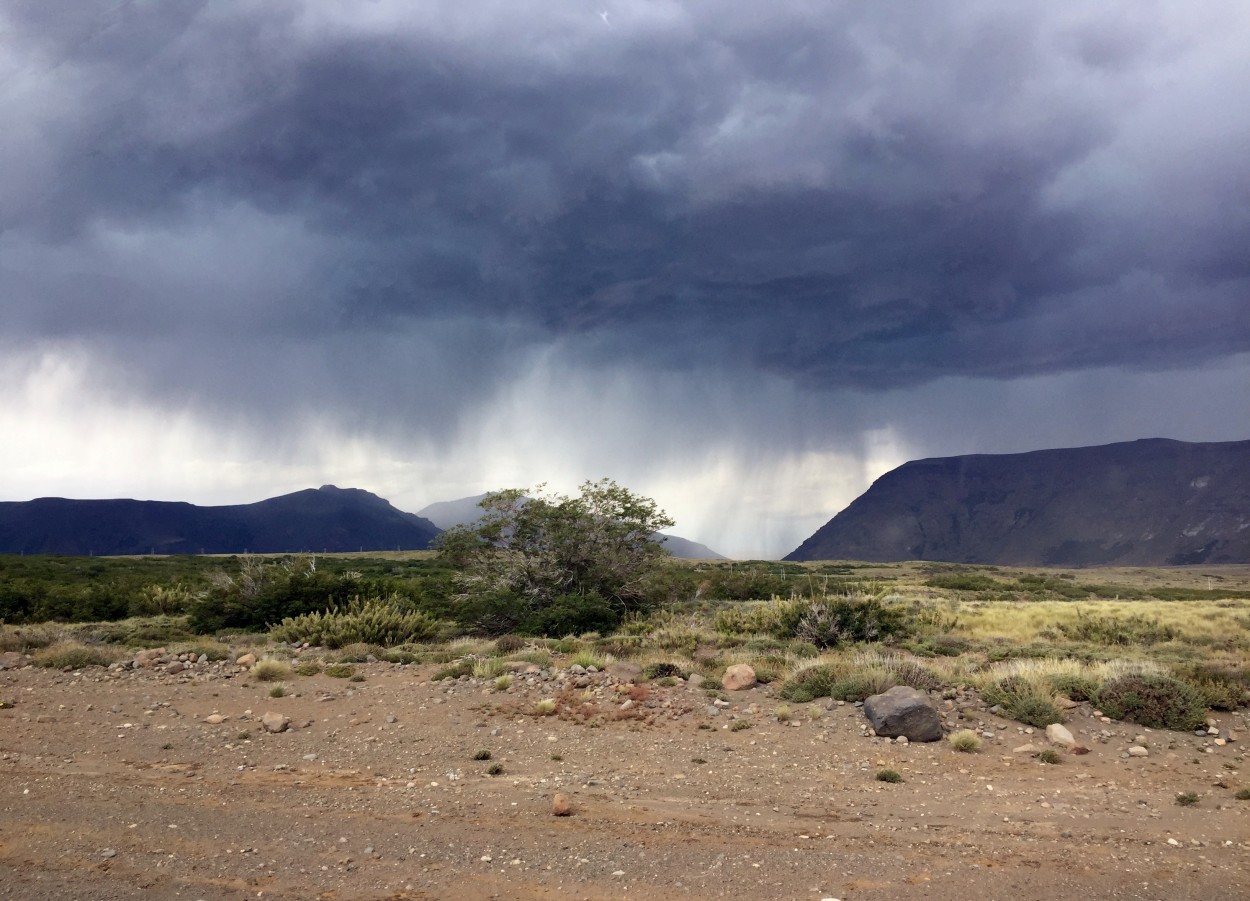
[552,793,573,817]
[1127,745,1149,757]
[1012,744,1037,755]
[722,664,757,691]
[101,849,117,859]
[204,714,226,725]
[261,712,291,734]
[235,653,257,669]
[1045,724,1076,748]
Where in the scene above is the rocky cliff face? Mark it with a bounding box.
[785,438,1250,565]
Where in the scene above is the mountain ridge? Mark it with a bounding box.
[786,437,1250,566]
[0,485,441,555]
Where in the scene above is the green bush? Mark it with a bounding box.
[948,729,981,752]
[1047,672,1100,703]
[925,573,1002,592]
[982,676,1065,727]
[642,661,687,680]
[1172,665,1249,711]
[432,660,473,681]
[494,634,527,654]
[1096,674,1208,731]
[270,596,439,649]
[32,642,119,669]
[830,668,897,702]
[250,659,292,682]
[778,664,838,702]
[84,615,194,647]
[323,663,355,679]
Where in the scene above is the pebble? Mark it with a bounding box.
[552,793,573,817]
[1127,746,1149,757]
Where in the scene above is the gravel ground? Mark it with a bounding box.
[1,655,1247,900]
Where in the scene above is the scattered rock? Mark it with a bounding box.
[1012,743,1037,754]
[722,664,757,691]
[862,686,942,742]
[0,651,29,670]
[1127,745,1149,757]
[1045,723,1076,748]
[606,662,643,684]
[133,648,167,668]
[204,714,226,725]
[261,712,291,734]
[235,653,257,669]
[552,793,573,817]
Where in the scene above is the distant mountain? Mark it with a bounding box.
[786,438,1250,566]
[418,494,725,559]
[0,486,441,555]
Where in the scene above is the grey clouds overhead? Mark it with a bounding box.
[1,1,1248,556]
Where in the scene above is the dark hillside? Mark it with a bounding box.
[0,485,441,555]
[786,438,1250,565]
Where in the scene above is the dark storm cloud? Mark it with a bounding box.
[2,0,1248,414]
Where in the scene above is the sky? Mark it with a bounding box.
[2,1,1248,559]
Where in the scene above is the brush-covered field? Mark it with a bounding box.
[1,555,1248,899]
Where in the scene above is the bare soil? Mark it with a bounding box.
[2,659,1247,900]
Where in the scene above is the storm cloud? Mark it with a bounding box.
[2,1,1248,556]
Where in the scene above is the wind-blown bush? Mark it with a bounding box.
[270,596,440,649]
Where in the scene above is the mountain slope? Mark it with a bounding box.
[786,438,1250,566]
[0,486,441,555]
[418,494,725,559]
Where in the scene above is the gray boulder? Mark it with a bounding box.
[863,685,942,742]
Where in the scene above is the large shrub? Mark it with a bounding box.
[1096,674,1209,731]
[436,480,675,636]
[187,557,401,633]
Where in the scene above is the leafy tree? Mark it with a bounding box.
[436,479,675,635]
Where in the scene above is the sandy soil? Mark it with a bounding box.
[1,657,1247,901]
